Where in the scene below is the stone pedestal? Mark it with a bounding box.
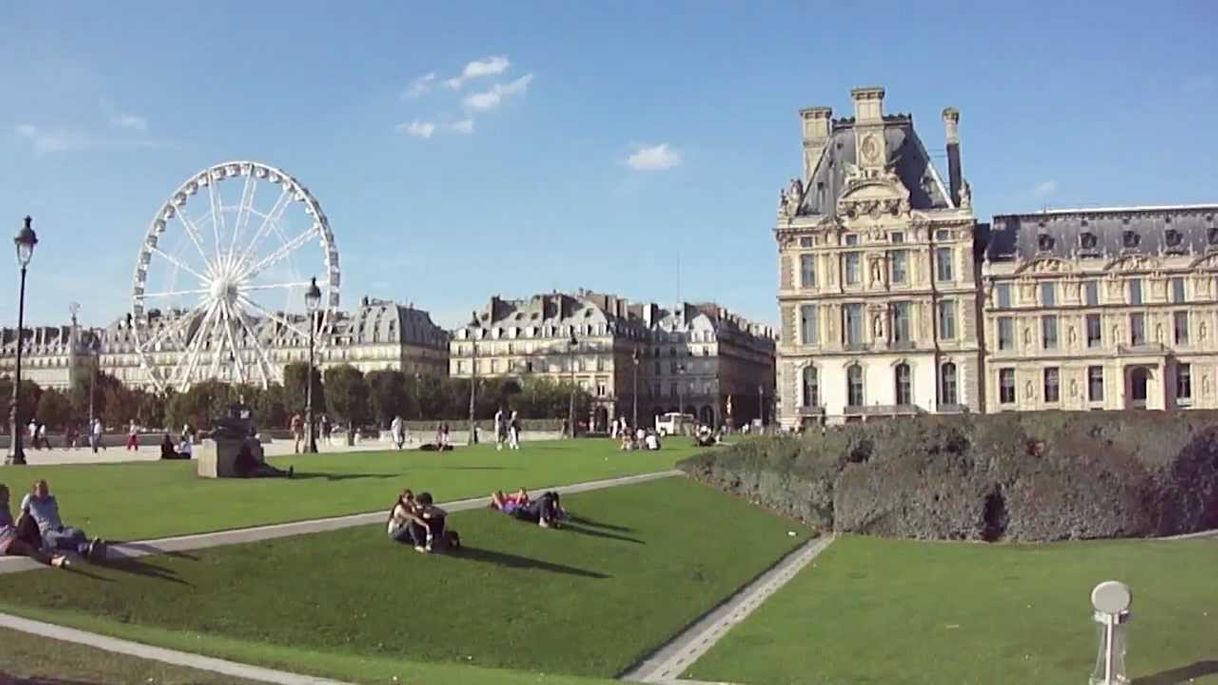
[196,437,262,478]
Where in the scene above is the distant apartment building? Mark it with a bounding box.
[0,296,450,392]
[450,290,775,430]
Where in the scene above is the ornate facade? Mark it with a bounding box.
[450,291,775,430]
[776,87,982,427]
[0,296,450,391]
[983,206,1218,411]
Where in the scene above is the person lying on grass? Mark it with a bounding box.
[0,483,69,568]
[490,489,565,528]
[20,480,107,561]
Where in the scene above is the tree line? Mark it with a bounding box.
[3,362,592,433]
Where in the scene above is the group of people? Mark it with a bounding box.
[0,479,107,569]
[493,408,522,451]
[489,488,565,527]
[386,489,457,552]
[19,417,116,454]
[288,413,335,453]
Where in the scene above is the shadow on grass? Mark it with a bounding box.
[454,547,609,579]
[289,472,400,482]
[1133,660,1218,684]
[105,544,197,562]
[566,515,635,533]
[560,524,644,545]
[98,558,189,586]
[1,673,101,685]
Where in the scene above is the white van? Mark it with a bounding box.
[655,412,694,437]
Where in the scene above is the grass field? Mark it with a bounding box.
[686,534,1218,685]
[0,439,692,541]
[0,626,262,684]
[0,477,810,681]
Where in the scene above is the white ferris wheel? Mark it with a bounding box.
[131,161,340,392]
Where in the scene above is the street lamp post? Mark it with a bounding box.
[631,349,639,431]
[6,217,38,466]
[468,312,480,446]
[88,336,99,428]
[304,277,321,454]
[678,362,686,435]
[566,330,578,438]
[757,383,764,427]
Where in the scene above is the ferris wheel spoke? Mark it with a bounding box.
[234,310,274,386]
[218,305,247,384]
[238,226,319,281]
[140,301,210,351]
[140,287,212,299]
[238,281,312,292]
[150,246,211,283]
[177,302,221,388]
[175,212,213,268]
[238,295,313,340]
[229,173,257,259]
[207,175,226,262]
[239,186,292,272]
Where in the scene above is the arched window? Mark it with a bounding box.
[940,362,958,405]
[802,366,819,408]
[895,363,912,405]
[847,364,864,407]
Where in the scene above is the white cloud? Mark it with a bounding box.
[15,124,86,154]
[397,120,437,138]
[1032,180,1058,197]
[402,72,437,99]
[463,74,534,111]
[109,113,148,131]
[444,55,510,89]
[626,143,682,171]
[448,119,474,134]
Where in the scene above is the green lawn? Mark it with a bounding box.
[0,626,263,684]
[687,534,1218,685]
[0,439,692,541]
[0,477,810,682]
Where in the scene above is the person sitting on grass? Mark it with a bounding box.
[19,480,106,561]
[159,433,189,460]
[643,431,661,451]
[233,442,293,478]
[412,492,459,552]
[387,489,427,547]
[0,484,69,568]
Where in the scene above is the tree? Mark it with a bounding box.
[166,381,237,432]
[251,383,287,429]
[35,388,74,430]
[0,378,42,434]
[284,362,324,416]
[367,369,410,428]
[324,365,371,443]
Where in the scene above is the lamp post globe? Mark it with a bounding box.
[7,216,38,465]
[304,276,321,454]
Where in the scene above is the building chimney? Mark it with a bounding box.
[799,106,832,180]
[850,86,885,123]
[942,107,962,206]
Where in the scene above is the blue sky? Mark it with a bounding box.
[1,1,1216,330]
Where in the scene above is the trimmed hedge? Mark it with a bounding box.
[679,412,1218,542]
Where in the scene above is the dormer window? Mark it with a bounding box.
[1209,227,1218,246]
[844,233,859,246]
[1037,234,1055,251]
[1165,229,1183,248]
[1080,232,1098,250]
[1122,230,1141,249]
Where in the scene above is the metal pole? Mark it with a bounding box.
[306,311,317,453]
[567,340,577,438]
[468,339,478,445]
[6,266,28,465]
[88,346,97,426]
[758,383,764,426]
[632,352,639,430]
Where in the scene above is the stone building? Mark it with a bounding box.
[1,296,449,392]
[450,291,775,430]
[775,86,982,428]
[983,205,1218,411]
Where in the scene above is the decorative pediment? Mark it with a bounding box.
[1104,254,1160,273]
[1189,251,1218,270]
[1013,257,1074,275]
[837,170,911,221]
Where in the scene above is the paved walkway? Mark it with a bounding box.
[0,611,351,685]
[620,535,837,684]
[0,469,681,575]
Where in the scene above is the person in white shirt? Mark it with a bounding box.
[508,411,521,450]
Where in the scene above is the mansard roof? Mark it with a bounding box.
[800,115,953,216]
[987,205,1218,263]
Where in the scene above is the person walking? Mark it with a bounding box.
[390,415,405,451]
[493,407,506,451]
[508,410,522,450]
[289,413,303,454]
[125,420,140,451]
[320,415,332,446]
[35,422,47,450]
[89,417,104,453]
